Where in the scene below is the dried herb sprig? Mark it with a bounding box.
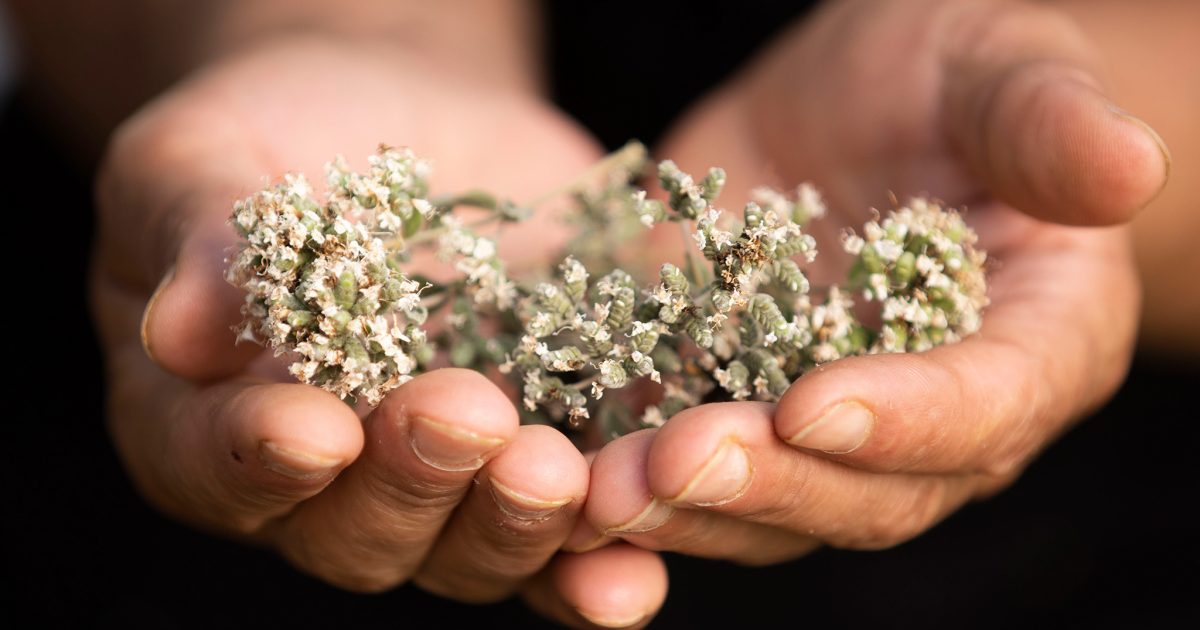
[226,142,988,438]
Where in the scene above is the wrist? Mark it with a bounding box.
[8,0,543,159]
[193,0,543,97]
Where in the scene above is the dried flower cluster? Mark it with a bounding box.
[226,150,435,405]
[227,142,988,437]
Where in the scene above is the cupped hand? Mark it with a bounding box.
[91,37,666,627]
[583,0,1165,563]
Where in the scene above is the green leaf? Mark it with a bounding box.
[449,339,478,367]
[402,208,424,238]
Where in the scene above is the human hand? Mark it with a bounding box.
[581,0,1165,563]
[91,38,667,627]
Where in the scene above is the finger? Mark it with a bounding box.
[586,430,818,565]
[273,368,518,593]
[776,216,1138,476]
[413,425,589,603]
[106,344,364,537]
[562,516,614,554]
[96,96,270,380]
[942,1,1169,225]
[522,545,668,629]
[645,401,979,550]
[563,450,615,553]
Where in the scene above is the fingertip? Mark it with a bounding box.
[152,382,363,532]
[487,424,590,506]
[972,67,1169,225]
[144,219,261,380]
[644,403,766,505]
[553,545,668,629]
[585,430,662,534]
[1105,106,1171,215]
[245,384,365,461]
[225,383,364,479]
[360,368,517,476]
[774,355,894,458]
[1038,86,1170,224]
[377,368,520,443]
[776,355,861,417]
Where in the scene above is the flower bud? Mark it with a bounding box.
[701,167,726,202]
[334,270,358,309]
[598,360,628,388]
[685,316,714,348]
[660,263,689,294]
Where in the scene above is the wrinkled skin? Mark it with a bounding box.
[91,0,1168,625]
[92,39,667,628]
[581,0,1159,565]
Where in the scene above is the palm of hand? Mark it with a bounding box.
[581,0,1155,565]
[94,38,670,624]
[95,0,1168,623]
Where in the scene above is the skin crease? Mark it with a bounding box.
[89,38,671,628]
[3,0,1194,625]
[67,1,666,625]
[584,0,1164,564]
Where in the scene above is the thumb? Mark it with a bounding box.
[95,97,266,380]
[942,2,1170,226]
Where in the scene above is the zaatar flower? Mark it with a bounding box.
[227,142,988,436]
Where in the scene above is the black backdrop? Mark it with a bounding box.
[3,2,1197,627]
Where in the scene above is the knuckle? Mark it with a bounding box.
[950,2,1090,66]
[849,481,948,550]
[279,525,410,594]
[359,457,469,511]
[731,452,816,525]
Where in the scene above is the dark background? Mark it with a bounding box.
[3,2,1197,627]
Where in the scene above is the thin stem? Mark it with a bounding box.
[384,142,648,254]
[679,220,712,287]
[524,140,648,209]
[390,214,502,249]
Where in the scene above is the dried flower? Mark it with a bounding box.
[227,141,989,436]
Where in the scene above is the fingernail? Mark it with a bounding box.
[1110,104,1172,193]
[408,415,505,472]
[604,498,674,534]
[787,401,875,454]
[576,609,646,628]
[489,478,572,522]
[140,265,176,362]
[669,438,752,507]
[562,521,610,553]
[259,441,342,480]
[561,530,609,549]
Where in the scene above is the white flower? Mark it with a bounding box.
[796,182,826,220]
[842,233,865,255]
[641,406,666,428]
[413,198,434,217]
